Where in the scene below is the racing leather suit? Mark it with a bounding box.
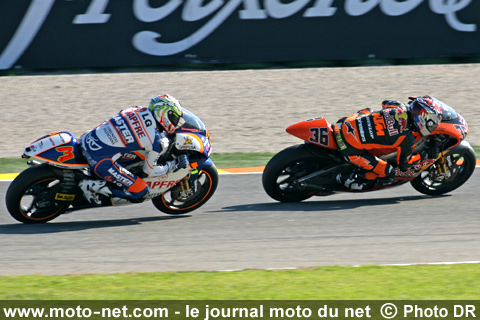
[80,106,171,200]
[334,102,419,180]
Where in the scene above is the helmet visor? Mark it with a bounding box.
[168,110,184,127]
[415,112,439,136]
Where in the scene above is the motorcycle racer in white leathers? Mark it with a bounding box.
[79,94,189,204]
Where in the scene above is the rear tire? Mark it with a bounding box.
[410,146,476,195]
[6,165,69,224]
[152,164,218,214]
[262,144,330,202]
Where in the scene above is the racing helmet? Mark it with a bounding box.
[148,94,185,134]
[407,97,442,136]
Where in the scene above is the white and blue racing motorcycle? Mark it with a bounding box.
[6,109,218,224]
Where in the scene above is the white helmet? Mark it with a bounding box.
[148,94,185,134]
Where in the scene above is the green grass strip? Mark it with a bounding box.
[1,147,478,174]
[211,152,275,169]
[0,264,479,300]
[0,157,29,174]
[0,153,276,174]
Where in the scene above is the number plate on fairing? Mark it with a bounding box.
[24,131,89,169]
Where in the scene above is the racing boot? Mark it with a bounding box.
[336,172,367,191]
[375,177,396,186]
[78,180,112,205]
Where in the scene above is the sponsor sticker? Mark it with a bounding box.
[55,193,76,201]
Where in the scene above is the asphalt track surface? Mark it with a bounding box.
[0,169,479,276]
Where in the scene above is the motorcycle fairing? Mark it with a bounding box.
[23,131,89,169]
[143,168,190,197]
[176,109,212,154]
[140,157,213,197]
[431,112,468,148]
[286,117,338,150]
[117,129,213,197]
[175,131,212,157]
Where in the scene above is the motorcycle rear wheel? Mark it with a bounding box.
[410,146,476,195]
[262,144,329,202]
[6,165,69,224]
[152,164,218,214]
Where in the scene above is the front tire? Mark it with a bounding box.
[410,144,476,195]
[6,165,69,224]
[152,164,218,215]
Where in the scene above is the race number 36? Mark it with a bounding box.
[309,127,329,146]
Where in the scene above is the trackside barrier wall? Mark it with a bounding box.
[1,0,480,70]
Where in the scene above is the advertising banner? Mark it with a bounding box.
[1,0,479,70]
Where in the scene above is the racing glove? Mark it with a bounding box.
[356,107,373,116]
[382,100,407,111]
[165,155,190,173]
[176,154,190,170]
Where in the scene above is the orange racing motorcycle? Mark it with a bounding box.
[6,109,218,223]
[262,100,476,202]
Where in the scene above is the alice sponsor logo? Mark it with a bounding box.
[0,0,475,69]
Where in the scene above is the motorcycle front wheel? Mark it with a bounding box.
[410,145,476,196]
[5,165,69,224]
[152,164,218,215]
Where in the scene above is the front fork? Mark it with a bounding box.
[435,153,449,174]
[428,151,452,181]
[179,176,192,197]
[177,168,199,198]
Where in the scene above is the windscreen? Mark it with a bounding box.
[180,108,206,132]
[438,102,457,121]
